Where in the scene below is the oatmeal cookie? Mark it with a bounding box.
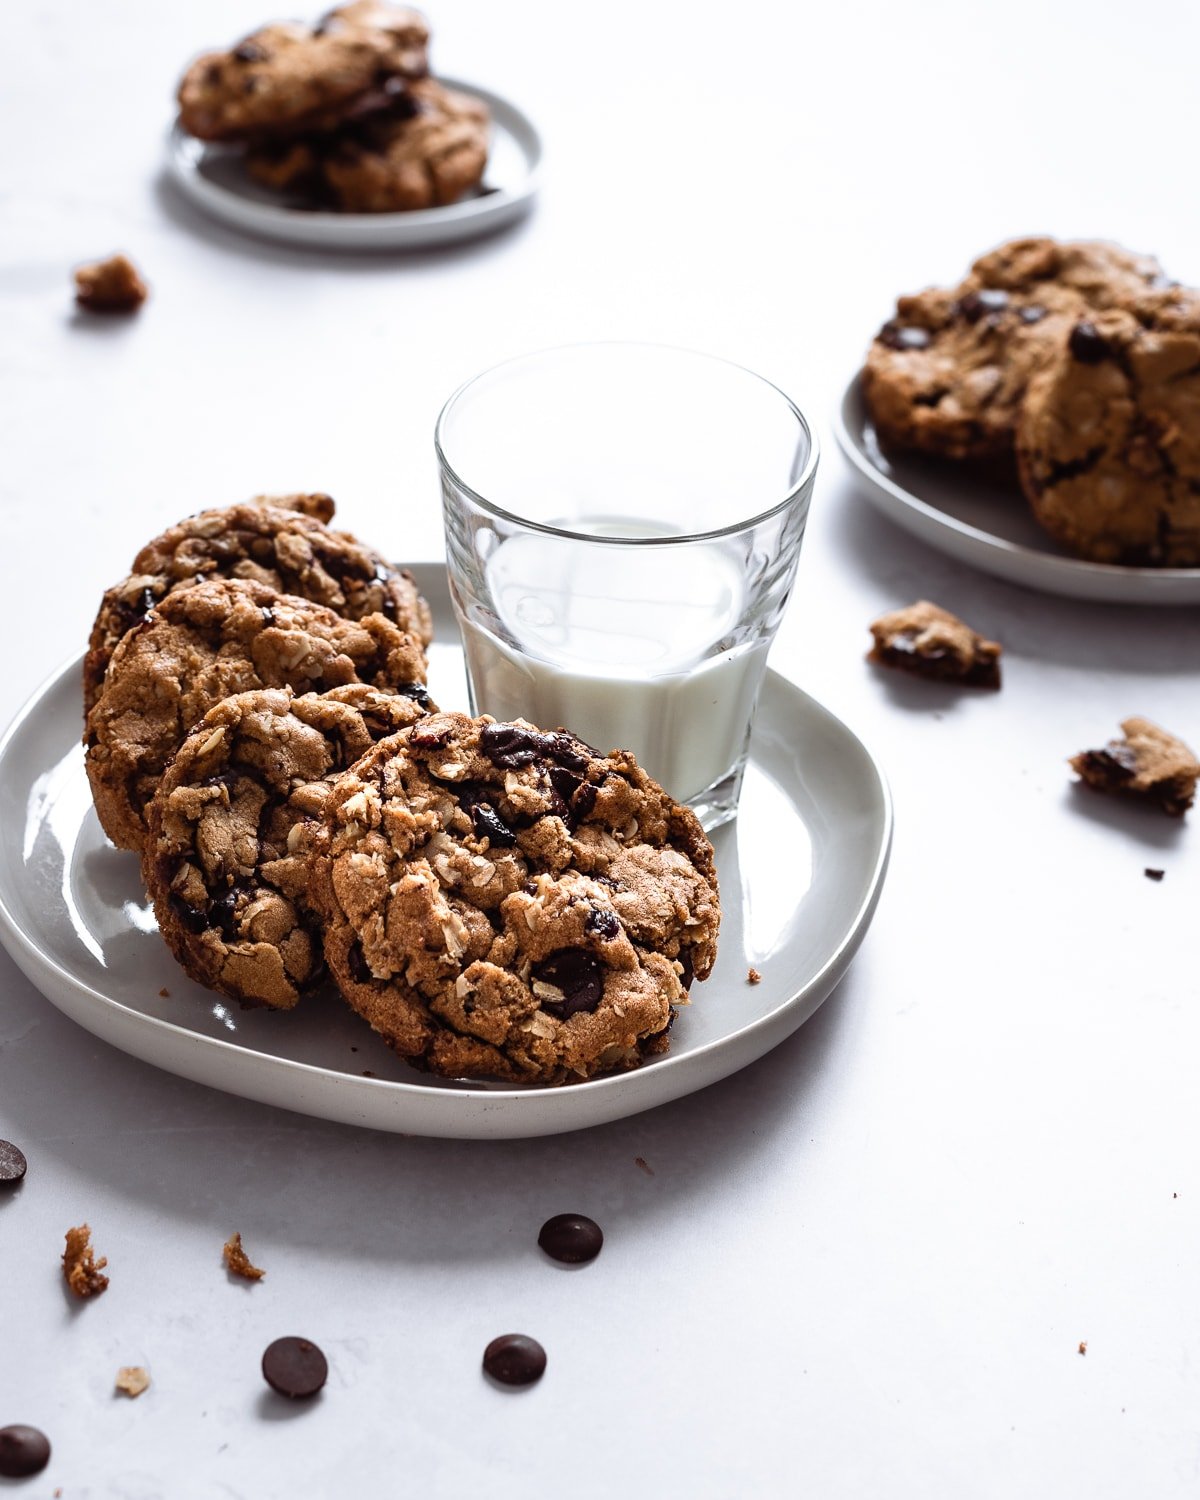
[1015,295,1200,565]
[312,713,721,1084]
[85,578,427,854]
[862,237,1165,461]
[144,684,429,1009]
[177,3,429,143]
[1070,716,1199,817]
[246,78,489,211]
[85,498,430,714]
[867,600,1002,688]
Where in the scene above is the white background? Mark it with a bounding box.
[3,2,1200,1495]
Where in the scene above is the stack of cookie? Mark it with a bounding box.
[862,237,1200,567]
[83,498,720,1085]
[176,2,491,213]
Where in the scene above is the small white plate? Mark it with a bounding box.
[834,372,1200,605]
[0,565,891,1140]
[165,79,541,251]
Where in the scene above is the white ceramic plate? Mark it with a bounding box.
[834,372,1200,605]
[0,565,891,1140]
[165,79,541,251]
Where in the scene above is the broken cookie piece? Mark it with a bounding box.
[223,1231,265,1281]
[62,1223,109,1298]
[1070,716,1199,817]
[868,600,1002,688]
[74,254,148,313]
[115,1367,150,1398]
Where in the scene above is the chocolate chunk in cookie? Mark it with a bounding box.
[862,237,1165,461]
[74,253,148,313]
[868,600,1002,688]
[85,498,431,715]
[1070,717,1199,817]
[144,684,431,1009]
[177,3,429,143]
[85,578,427,854]
[312,712,721,1084]
[1016,293,1200,565]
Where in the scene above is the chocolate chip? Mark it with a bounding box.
[548,765,583,803]
[0,1140,27,1185]
[208,891,241,940]
[0,1426,51,1479]
[1145,867,1165,881]
[878,323,931,351]
[348,944,373,983]
[532,950,604,1018]
[538,1213,603,1264]
[585,907,620,940]
[482,1334,546,1387]
[677,949,695,992]
[262,1337,328,1399]
[394,682,432,709]
[1069,321,1113,364]
[572,781,598,823]
[480,723,589,772]
[260,606,275,627]
[233,40,268,62]
[171,897,209,935]
[957,288,1009,323]
[1018,304,1048,324]
[471,802,516,847]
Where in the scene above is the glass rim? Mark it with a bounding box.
[433,340,820,546]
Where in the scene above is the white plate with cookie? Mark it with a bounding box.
[834,373,1200,605]
[0,565,891,1140]
[165,79,541,251]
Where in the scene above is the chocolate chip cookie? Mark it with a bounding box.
[862,237,1166,461]
[177,2,429,142]
[84,498,431,715]
[312,713,721,1084]
[144,684,430,1009]
[1015,294,1200,564]
[246,78,489,211]
[85,577,427,854]
[1070,716,1200,817]
[867,600,1002,688]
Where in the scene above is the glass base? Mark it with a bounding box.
[685,759,747,834]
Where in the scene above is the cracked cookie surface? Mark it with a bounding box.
[177,2,429,142]
[85,577,427,854]
[1015,292,1200,565]
[312,712,721,1084]
[862,238,1165,461]
[144,684,430,1009]
[85,497,431,715]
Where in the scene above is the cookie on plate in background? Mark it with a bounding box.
[144,684,431,1010]
[862,237,1166,462]
[1015,289,1200,565]
[84,577,428,854]
[84,496,431,715]
[311,712,721,1084]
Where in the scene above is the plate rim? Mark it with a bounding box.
[833,370,1200,603]
[165,76,542,248]
[0,570,893,1138]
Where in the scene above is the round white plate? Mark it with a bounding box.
[834,372,1200,605]
[0,564,891,1140]
[165,79,541,251]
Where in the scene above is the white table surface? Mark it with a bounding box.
[3,2,1200,1495]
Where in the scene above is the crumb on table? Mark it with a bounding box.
[634,1156,654,1177]
[115,1366,150,1398]
[223,1231,265,1282]
[158,986,170,997]
[1078,1340,1087,1356]
[868,600,1002,689]
[74,253,148,313]
[1070,717,1199,817]
[747,967,763,984]
[1144,868,1165,881]
[62,1223,109,1298]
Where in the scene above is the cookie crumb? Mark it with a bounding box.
[747,967,762,984]
[158,987,170,997]
[634,1156,654,1177]
[1070,717,1199,817]
[74,254,148,314]
[223,1231,265,1282]
[115,1366,150,1398]
[868,600,1001,689]
[62,1223,109,1298]
[1078,1340,1087,1356]
[1144,868,1165,881]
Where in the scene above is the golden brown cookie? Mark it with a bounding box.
[867,600,1002,688]
[85,578,427,854]
[311,712,721,1084]
[73,254,148,313]
[177,3,429,142]
[1070,717,1199,817]
[84,498,431,716]
[143,684,430,1010]
[1015,294,1200,565]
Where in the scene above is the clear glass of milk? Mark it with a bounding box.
[435,343,818,830]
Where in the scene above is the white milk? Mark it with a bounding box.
[458,525,768,801]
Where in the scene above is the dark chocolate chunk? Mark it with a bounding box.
[171,897,209,935]
[0,1139,27,1185]
[348,944,373,984]
[677,948,695,992]
[585,907,620,941]
[208,891,242,940]
[0,1425,51,1479]
[260,606,275,628]
[878,323,931,351]
[482,1334,546,1387]
[480,723,589,773]
[471,802,516,848]
[1069,321,1113,364]
[393,682,432,709]
[1144,867,1165,881]
[572,780,598,823]
[532,950,604,1018]
[261,1337,328,1399]
[957,288,1009,323]
[538,1213,604,1264]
